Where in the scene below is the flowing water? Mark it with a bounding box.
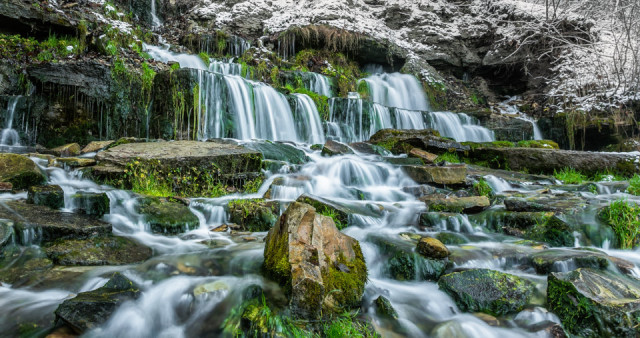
[2,47,639,338]
[150,0,162,29]
[1,96,22,147]
[497,96,544,140]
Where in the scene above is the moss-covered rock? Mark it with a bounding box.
[403,164,467,185]
[81,140,114,154]
[49,143,81,157]
[547,268,640,337]
[228,199,279,232]
[70,192,110,217]
[438,269,534,316]
[504,193,586,213]
[296,194,383,230]
[263,202,367,319]
[369,128,468,155]
[27,185,64,209]
[138,197,199,234]
[435,232,468,245]
[45,236,152,266]
[0,219,14,250]
[374,295,398,320]
[321,139,354,156]
[531,248,610,274]
[0,246,53,286]
[53,157,97,168]
[54,272,141,334]
[244,140,309,164]
[0,154,46,189]
[420,194,490,214]
[416,237,449,259]
[368,234,448,281]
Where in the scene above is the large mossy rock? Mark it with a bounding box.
[531,248,610,274]
[368,234,448,281]
[321,140,354,156]
[27,185,64,209]
[55,272,141,334]
[45,236,152,266]
[244,140,310,165]
[420,194,490,213]
[548,268,640,337]
[438,269,534,316]
[228,199,279,232]
[49,143,81,157]
[263,202,367,319]
[369,129,469,155]
[296,194,383,230]
[137,198,199,234]
[81,140,114,154]
[0,154,46,189]
[504,192,586,214]
[0,201,111,244]
[70,192,110,217]
[403,164,467,185]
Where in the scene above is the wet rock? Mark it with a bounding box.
[70,192,110,217]
[48,143,81,157]
[349,142,391,156]
[435,232,468,245]
[401,185,437,198]
[45,236,152,266]
[409,148,438,164]
[321,139,354,156]
[297,194,383,230]
[547,268,640,337]
[474,312,500,326]
[138,197,199,234]
[483,114,534,142]
[416,237,449,259]
[27,185,64,209]
[374,296,398,320]
[0,246,53,287]
[531,248,610,274]
[369,129,469,154]
[504,192,586,213]
[53,157,97,168]
[244,140,309,165]
[55,272,141,334]
[0,182,12,192]
[193,280,229,297]
[384,156,424,166]
[228,199,279,232]
[0,154,46,189]
[438,269,534,316]
[368,234,447,281]
[263,202,367,319]
[81,140,114,154]
[0,219,14,249]
[403,164,467,185]
[0,201,111,244]
[420,194,490,213]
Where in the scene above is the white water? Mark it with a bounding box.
[496,96,544,140]
[253,83,300,141]
[308,72,332,97]
[150,0,161,29]
[292,93,326,145]
[484,175,513,193]
[361,73,430,111]
[429,112,495,142]
[144,44,206,70]
[1,96,21,146]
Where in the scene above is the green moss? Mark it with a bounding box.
[138,197,200,234]
[198,52,210,67]
[599,199,640,249]
[627,175,640,195]
[228,199,278,232]
[318,208,347,230]
[263,225,291,288]
[423,81,447,110]
[435,152,460,163]
[473,179,493,199]
[516,140,559,149]
[0,154,46,189]
[547,272,594,334]
[323,313,378,338]
[321,243,367,312]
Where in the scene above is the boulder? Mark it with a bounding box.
[420,194,490,213]
[296,194,383,230]
[409,148,438,164]
[348,142,391,156]
[0,219,15,249]
[55,272,141,334]
[531,248,610,274]
[45,236,152,266]
[0,153,46,189]
[0,201,111,244]
[263,202,367,319]
[49,143,81,157]
[547,268,640,337]
[504,192,586,214]
[81,140,114,154]
[53,157,97,168]
[401,185,437,198]
[138,198,200,234]
[70,192,110,217]
[438,269,534,316]
[403,164,467,185]
[368,234,447,281]
[369,129,469,154]
[27,185,64,209]
[374,296,398,320]
[416,237,449,259]
[228,199,279,232]
[244,140,309,164]
[321,139,354,156]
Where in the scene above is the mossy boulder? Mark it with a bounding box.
[368,234,448,281]
[27,185,64,209]
[435,232,468,245]
[348,142,391,156]
[49,143,81,157]
[374,296,398,320]
[0,154,46,189]
[403,164,467,185]
[0,246,54,287]
[138,197,199,234]
[54,272,141,334]
[369,128,469,155]
[228,199,279,232]
[504,193,586,213]
[81,140,114,154]
[70,192,110,217]
[244,140,309,164]
[321,139,354,156]
[420,194,490,214]
[531,248,610,274]
[53,157,97,168]
[0,219,14,249]
[547,268,640,337]
[263,202,367,319]
[416,237,449,259]
[438,269,534,316]
[45,236,152,266]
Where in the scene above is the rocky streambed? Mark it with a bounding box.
[0,131,638,337]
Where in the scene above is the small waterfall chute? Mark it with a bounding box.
[1,96,22,147]
[361,73,430,111]
[428,112,495,142]
[292,93,326,145]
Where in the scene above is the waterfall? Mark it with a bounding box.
[292,94,326,145]
[497,96,544,140]
[428,112,495,142]
[224,75,256,140]
[395,108,426,129]
[144,44,206,70]
[228,36,250,57]
[308,73,332,97]
[150,0,161,29]
[361,73,430,111]
[518,114,544,140]
[209,60,242,76]
[1,96,21,146]
[253,83,299,141]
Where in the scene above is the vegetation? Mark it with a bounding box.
[600,199,640,249]
[323,312,378,338]
[473,179,493,198]
[0,33,81,62]
[626,174,640,196]
[553,167,587,184]
[198,52,210,67]
[318,208,347,230]
[435,152,461,163]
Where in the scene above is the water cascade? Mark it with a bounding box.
[1,96,21,147]
[497,96,544,140]
[150,0,162,29]
[428,111,495,142]
[292,93,326,145]
[361,73,430,111]
[307,72,332,97]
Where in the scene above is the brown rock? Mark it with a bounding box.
[49,143,81,157]
[81,140,114,154]
[416,237,449,259]
[409,148,438,164]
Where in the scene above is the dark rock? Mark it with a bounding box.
[349,142,391,156]
[55,272,141,334]
[368,234,447,281]
[138,197,199,234]
[0,219,15,249]
[416,237,449,259]
[420,194,490,213]
[547,268,640,337]
[321,139,354,156]
[401,185,437,198]
[403,164,467,185]
[384,157,424,166]
[27,185,64,209]
[244,140,309,164]
[296,194,383,230]
[435,232,468,245]
[504,192,586,214]
[483,114,534,142]
[531,248,610,274]
[369,129,469,154]
[374,296,398,320]
[228,199,279,232]
[70,192,110,217]
[0,154,46,190]
[438,269,534,316]
[45,236,152,266]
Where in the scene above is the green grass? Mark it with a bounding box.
[553,168,587,184]
[626,174,640,196]
[435,152,461,163]
[319,208,347,230]
[600,199,640,249]
[323,313,378,338]
[591,170,626,182]
[198,52,210,67]
[473,179,493,198]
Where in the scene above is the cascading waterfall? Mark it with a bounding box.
[253,83,300,141]
[209,60,242,76]
[292,93,326,145]
[1,96,21,146]
[361,73,430,111]
[150,0,162,29]
[308,73,332,97]
[144,44,206,69]
[429,112,495,142]
[497,96,544,140]
[228,36,250,57]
